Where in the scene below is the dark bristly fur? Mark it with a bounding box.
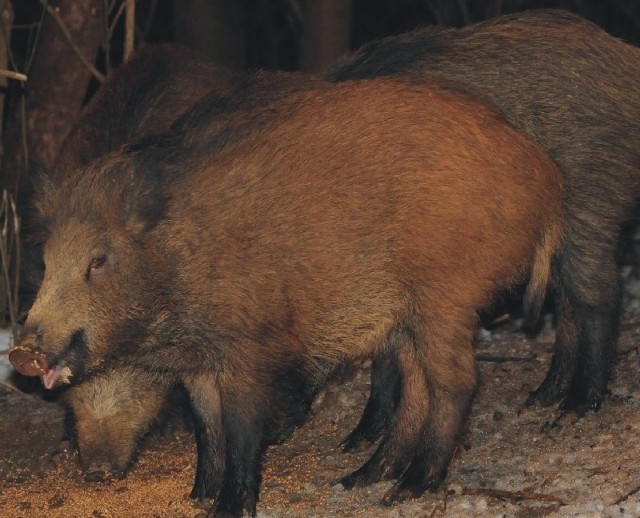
[23,44,235,480]
[329,8,640,417]
[18,76,564,516]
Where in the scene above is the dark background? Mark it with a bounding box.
[5,0,640,191]
[11,0,640,73]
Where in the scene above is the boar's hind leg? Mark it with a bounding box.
[341,350,401,453]
[382,321,477,505]
[183,372,225,499]
[526,281,578,407]
[563,255,619,412]
[528,242,618,413]
[340,327,430,489]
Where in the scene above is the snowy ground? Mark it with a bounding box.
[0,327,14,383]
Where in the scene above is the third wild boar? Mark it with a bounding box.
[329,8,640,416]
[13,76,564,516]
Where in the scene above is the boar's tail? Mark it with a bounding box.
[522,222,563,328]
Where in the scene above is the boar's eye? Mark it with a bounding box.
[85,254,106,280]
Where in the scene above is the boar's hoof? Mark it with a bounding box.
[560,383,605,415]
[8,345,49,376]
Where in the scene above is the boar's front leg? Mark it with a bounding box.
[527,241,618,413]
[183,372,225,499]
[207,377,271,518]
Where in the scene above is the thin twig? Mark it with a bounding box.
[0,0,17,74]
[462,487,565,505]
[613,485,640,505]
[428,489,451,517]
[37,0,106,83]
[0,191,19,343]
[19,94,28,191]
[26,0,48,74]
[108,1,126,41]
[618,344,640,356]
[124,0,135,61]
[475,353,534,363]
[107,0,120,16]
[0,380,29,396]
[103,0,111,75]
[0,69,26,82]
[10,196,19,343]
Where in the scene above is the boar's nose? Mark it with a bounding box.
[8,332,50,377]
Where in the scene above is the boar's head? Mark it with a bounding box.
[12,150,170,389]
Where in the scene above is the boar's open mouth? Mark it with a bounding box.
[42,330,89,389]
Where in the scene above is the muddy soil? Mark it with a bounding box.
[1,303,640,517]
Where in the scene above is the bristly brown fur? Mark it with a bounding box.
[20,76,564,516]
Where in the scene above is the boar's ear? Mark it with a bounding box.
[27,165,57,234]
[122,150,171,235]
[29,163,56,203]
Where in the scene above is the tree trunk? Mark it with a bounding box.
[300,0,352,72]
[1,0,105,199]
[0,0,13,161]
[173,0,246,70]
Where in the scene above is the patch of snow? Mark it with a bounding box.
[0,328,14,382]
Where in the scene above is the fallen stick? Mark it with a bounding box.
[612,485,640,505]
[475,353,535,363]
[462,487,565,505]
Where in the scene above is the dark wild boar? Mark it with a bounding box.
[12,77,564,516]
[51,44,234,183]
[23,43,233,480]
[329,8,640,416]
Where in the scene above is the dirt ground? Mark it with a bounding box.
[1,294,640,517]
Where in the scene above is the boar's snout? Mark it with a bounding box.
[8,334,50,377]
[9,325,78,389]
[9,346,49,376]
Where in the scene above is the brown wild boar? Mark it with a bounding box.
[12,76,564,516]
[68,366,179,480]
[21,43,234,480]
[329,8,640,418]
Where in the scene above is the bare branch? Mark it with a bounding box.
[37,0,106,83]
[462,487,565,505]
[475,353,534,363]
[108,1,126,41]
[0,69,26,82]
[124,0,136,61]
[613,484,640,505]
